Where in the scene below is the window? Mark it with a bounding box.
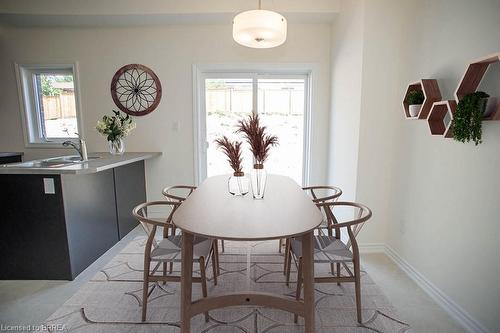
[194,67,312,186]
[16,64,83,146]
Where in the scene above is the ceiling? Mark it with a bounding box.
[0,0,340,27]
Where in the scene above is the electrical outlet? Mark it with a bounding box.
[43,178,55,194]
[399,218,406,235]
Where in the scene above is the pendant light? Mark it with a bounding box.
[232,0,287,49]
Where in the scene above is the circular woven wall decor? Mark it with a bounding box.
[110,64,162,116]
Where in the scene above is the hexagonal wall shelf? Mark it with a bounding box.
[455,53,500,120]
[427,100,457,138]
[403,79,442,119]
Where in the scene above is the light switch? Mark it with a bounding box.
[172,121,180,131]
[43,178,55,194]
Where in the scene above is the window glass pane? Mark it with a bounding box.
[34,73,78,139]
[205,78,253,177]
[258,78,305,185]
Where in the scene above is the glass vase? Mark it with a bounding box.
[228,172,249,196]
[108,138,125,155]
[250,164,267,199]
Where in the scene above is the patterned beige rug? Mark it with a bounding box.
[45,237,412,332]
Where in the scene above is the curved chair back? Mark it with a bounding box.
[162,185,197,202]
[302,185,342,203]
[317,201,372,253]
[161,186,196,238]
[132,200,180,250]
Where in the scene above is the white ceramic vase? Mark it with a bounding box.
[409,104,422,117]
[481,97,497,117]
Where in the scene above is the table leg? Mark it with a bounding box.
[301,231,315,333]
[181,232,194,333]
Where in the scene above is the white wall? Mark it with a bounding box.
[385,1,500,332]
[328,0,365,202]
[328,0,500,332]
[355,0,419,250]
[0,23,332,200]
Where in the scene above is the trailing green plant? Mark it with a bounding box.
[406,90,425,105]
[451,91,490,145]
[96,110,136,142]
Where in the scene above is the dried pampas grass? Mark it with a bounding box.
[236,114,278,165]
[215,136,244,174]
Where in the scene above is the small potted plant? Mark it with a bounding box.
[215,136,249,196]
[407,90,425,117]
[482,96,498,118]
[236,114,278,199]
[452,91,490,145]
[96,110,136,155]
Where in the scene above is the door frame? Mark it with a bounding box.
[192,63,314,186]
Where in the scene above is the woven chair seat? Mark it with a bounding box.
[291,235,353,263]
[150,235,213,262]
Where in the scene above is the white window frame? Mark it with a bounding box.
[15,63,84,148]
[192,63,314,186]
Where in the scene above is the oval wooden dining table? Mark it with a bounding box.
[173,174,323,332]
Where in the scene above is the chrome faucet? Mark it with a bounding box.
[62,133,88,161]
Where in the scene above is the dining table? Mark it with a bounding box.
[172,174,323,332]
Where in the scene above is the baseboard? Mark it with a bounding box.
[358,243,386,253]
[384,245,490,333]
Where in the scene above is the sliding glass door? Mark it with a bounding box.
[197,72,310,185]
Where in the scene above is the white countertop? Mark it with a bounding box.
[0,152,161,175]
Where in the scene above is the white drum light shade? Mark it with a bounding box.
[233,10,287,48]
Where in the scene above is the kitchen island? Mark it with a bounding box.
[0,152,160,280]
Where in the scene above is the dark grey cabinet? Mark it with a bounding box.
[0,161,145,280]
[114,162,146,239]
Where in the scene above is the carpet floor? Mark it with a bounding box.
[44,237,413,332]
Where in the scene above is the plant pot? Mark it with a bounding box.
[250,164,267,199]
[481,97,497,117]
[108,138,125,155]
[409,104,422,117]
[228,172,249,196]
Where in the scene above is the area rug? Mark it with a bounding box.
[44,237,413,332]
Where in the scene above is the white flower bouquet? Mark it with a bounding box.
[96,110,136,142]
[96,110,135,155]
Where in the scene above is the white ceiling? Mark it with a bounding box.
[0,0,340,26]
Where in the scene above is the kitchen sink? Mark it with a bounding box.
[49,156,101,163]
